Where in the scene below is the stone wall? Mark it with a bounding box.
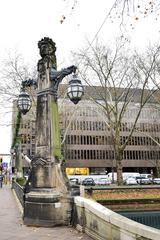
[74,196,160,240]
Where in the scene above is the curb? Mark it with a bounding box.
[12,188,23,216]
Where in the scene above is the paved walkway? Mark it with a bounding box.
[0,185,92,240]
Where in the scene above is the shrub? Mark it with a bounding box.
[16,177,26,186]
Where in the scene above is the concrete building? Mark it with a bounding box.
[60,86,160,176]
[11,85,160,176]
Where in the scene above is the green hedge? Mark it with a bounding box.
[16,177,26,186]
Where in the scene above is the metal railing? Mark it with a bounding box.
[12,180,24,207]
[119,210,160,229]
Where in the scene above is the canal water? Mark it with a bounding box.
[117,210,160,229]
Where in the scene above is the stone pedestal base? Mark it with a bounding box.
[23,188,72,227]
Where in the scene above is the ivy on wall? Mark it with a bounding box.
[11,111,22,149]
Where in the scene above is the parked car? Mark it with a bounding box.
[153,178,160,184]
[136,176,152,184]
[125,177,138,185]
[82,178,95,186]
[69,178,79,185]
[98,178,111,185]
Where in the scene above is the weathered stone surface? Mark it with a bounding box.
[23,37,72,227]
[24,189,72,226]
[74,196,160,240]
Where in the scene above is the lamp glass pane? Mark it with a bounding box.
[71,86,78,91]
[67,86,71,92]
[73,91,78,97]
[78,92,83,98]
[67,92,72,98]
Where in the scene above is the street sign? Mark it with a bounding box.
[2,162,8,168]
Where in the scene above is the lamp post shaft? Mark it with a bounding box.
[23,37,73,226]
[15,143,23,178]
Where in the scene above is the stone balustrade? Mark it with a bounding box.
[74,196,160,240]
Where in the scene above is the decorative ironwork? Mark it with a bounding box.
[22,79,37,89]
[32,157,48,166]
[50,65,77,100]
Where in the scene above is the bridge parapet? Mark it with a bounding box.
[12,181,24,207]
[12,183,160,240]
[74,196,160,240]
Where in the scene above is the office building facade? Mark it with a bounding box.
[12,86,160,176]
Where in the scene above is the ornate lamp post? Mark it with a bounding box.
[17,37,84,226]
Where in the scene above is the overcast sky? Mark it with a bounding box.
[0,0,160,155]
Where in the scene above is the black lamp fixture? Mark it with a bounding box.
[50,65,84,104]
[17,79,37,115]
[17,90,32,115]
[67,74,84,104]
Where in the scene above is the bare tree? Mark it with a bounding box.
[61,0,160,31]
[140,129,160,177]
[0,52,37,148]
[134,102,160,178]
[109,0,160,27]
[73,38,160,185]
[0,52,37,104]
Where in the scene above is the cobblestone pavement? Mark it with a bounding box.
[0,185,92,240]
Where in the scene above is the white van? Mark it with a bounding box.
[123,172,140,181]
[106,172,140,182]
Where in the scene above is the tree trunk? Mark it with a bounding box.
[115,151,123,185]
[156,165,160,178]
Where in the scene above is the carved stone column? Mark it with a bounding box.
[23,37,72,226]
[15,143,23,178]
